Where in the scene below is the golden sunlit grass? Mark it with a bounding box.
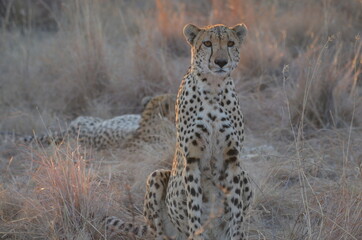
[0,144,109,239]
[0,0,361,239]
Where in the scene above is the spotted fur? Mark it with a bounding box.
[20,115,140,150]
[123,93,177,150]
[16,94,176,150]
[106,23,252,240]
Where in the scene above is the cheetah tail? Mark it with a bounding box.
[0,131,22,143]
[18,130,66,146]
[103,216,155,238]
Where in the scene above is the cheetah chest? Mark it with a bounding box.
[165,86,243,235]
[190,94,241,196]
[189,88,242,169]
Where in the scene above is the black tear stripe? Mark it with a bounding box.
[196,31,204,53]
[226,32,232,64]
[196,43,203,53]
[208,34,213,66]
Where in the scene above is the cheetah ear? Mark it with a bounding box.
[183,24,201,46]
[232,23,247,43]
[141,96,152,108]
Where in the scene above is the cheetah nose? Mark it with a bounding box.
[214,59,228,68]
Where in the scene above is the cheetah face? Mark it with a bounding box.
[183,23,247,77]
[154,94,176,123]
[141,94,176,123]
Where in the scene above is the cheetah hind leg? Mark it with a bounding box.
[144,169,171,240]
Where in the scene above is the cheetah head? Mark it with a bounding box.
[141,94,176,124]
[183,23,247,77]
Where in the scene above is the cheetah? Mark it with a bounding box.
[19,115,140,150]
[5,94,175,150]
[106,23,253,240]
[123,93,176,151]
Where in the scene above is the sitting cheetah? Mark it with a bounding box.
[106,23,252,240]
[9,94,175,150]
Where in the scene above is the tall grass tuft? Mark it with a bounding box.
[286,37,361,130]
[0,144,111,239]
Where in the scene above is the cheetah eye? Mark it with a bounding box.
[203,41,212,47]
[227,41,235,47]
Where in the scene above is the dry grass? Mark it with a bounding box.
[0,0,361,239]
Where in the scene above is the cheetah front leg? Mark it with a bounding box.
[222,143,252,240]
[183,134,208,240]
[144,169,171,240]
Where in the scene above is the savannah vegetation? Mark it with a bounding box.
[0,0,361,239]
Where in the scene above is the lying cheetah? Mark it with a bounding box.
[4,94,175,150]
[123,93,176,151]
[106,23,252,240]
